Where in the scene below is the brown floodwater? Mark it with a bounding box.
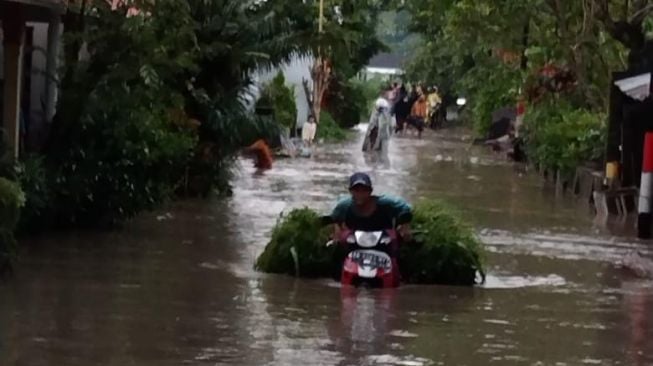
[1,126,652,366]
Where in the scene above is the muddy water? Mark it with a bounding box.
[1,127,652,366]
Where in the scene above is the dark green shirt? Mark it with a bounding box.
[330,195,412,231]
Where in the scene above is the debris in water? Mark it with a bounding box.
[366,354,433,366]
[617,251,653,278]
[388,330,418,338]
[156,212,174,221]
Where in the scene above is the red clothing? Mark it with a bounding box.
[248,139,273,169]
[410,96,428,119]
[517,101,525,115]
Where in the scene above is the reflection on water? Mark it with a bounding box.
[1,127,653,365]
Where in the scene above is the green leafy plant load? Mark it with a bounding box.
[255,200,485,286]
[400,200,485,286]
[255,208,342,278]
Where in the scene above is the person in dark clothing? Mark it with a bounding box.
[393,86,411,133]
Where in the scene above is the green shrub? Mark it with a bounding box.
[461,64,523,136]
[15,156,51,230]
[256,72,297,131]
[0,177,25,265]
[350,77,386,117]
[46,85,196,227]
[325,76,369,127]
[255,200,485,286]
[316,111,350,142]
[522,97,606,176]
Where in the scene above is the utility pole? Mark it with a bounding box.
[319,0,324,33]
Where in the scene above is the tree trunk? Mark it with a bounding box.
[308,57,331,124]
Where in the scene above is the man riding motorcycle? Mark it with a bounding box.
[330,172,412,241]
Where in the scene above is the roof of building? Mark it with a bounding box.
[367,53,404,69]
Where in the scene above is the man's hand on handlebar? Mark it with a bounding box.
[398,224,412,242]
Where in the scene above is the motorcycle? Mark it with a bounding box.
[325,225,401,288]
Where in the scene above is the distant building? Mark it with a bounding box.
[362,53,404,80]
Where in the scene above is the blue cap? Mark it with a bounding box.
[349,172,372,189]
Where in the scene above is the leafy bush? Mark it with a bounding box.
[15,156,51,230]
[349,77,386,119]
[0,177,25,267]
[325,76,369,127]
[316,111,350,142]
[463,65,523,135]
[256,72,297,130]
[255,200,485,286]
[522,97,606,176]
[46,84,196,226]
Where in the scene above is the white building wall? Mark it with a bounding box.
[252,55,313,129]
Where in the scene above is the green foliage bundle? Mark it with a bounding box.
[255,208,341,278]
[255,200,485,286]
[522,97,606,177]
[399,200,484,286]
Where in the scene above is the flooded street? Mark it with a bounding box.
[1,127,653,366]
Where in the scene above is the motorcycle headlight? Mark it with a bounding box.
[346,235,356,244]
[380,236,392,245]
[355,231,383,248]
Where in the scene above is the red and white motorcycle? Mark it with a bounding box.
[330,228,401,288]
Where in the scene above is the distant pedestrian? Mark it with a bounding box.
[302,115,317,146]
[363,89,392,152]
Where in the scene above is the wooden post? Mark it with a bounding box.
[2,16,26,158]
